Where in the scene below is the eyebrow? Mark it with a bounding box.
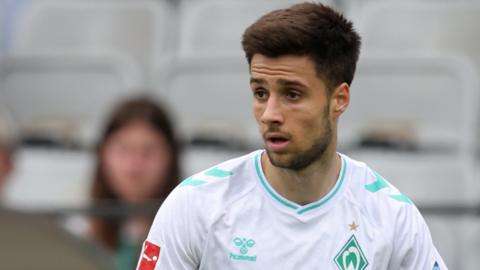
[250,78,266,85]
[250,78,307,88]
[277,79,307,88]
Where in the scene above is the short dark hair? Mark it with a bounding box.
[242,2,361,93]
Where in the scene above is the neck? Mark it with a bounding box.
[262,146,342,206]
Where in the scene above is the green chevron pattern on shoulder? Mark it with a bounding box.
[364,171,389,192]
[364,170,412,204]
[205,167,234,177]
[179,167,234,187]
[180,177,207,187]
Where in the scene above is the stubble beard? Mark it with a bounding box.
[266,112,333,171]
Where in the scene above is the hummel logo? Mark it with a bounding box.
[234,237,255,254]
[229,237,257,262]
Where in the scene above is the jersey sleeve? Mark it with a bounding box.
[136,187,200,270]
[389,204,448,270]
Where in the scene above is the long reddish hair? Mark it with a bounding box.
[91,96,180,250]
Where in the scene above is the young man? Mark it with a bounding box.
[137,3,447,270]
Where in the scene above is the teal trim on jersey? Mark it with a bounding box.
[296,156,346,215]
[255,153,299,210]
[389,194,412,204]
[255,152,347,214]
[364,171,389,192]
[180,167,232,187]
[206,167,233,177]
[180,177,207,187]
[365,170,413,205]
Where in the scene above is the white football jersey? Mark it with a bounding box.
[137,150,447,270]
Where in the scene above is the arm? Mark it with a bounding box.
[389,205,448,270]
[136,187,200,270]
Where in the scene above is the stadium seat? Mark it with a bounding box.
[0,2,4,54]
[342,53,480,267]
[354,1,480,69]
[177,0,336,59]
[461,216,480,269]
[340,54,479,156]
[348,150,476,206]
[424,215,475,270]
[4,148,94,210]
[181,147,249,177]
[162,57,260,148]
[0,55,142,147]
[351,9,480,263]
[340,54,479,206]
[10,0,176,84]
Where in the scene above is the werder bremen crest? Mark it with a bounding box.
[334,235,368,270]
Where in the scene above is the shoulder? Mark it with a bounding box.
[162,150,261,219]
[179,150,260,189]
[178,150,260,196]
[341,153,419,226]
[340,155,448,268]
[146,150,261,252]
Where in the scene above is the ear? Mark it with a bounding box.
[330,82,350,119]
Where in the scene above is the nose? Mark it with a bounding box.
[124,147,147,168]
[260,95,284,125]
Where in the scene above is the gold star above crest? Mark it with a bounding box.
[349,221,359,231]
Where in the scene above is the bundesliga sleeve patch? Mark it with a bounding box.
[138,241,160,270]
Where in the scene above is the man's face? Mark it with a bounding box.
[250,54,336,170]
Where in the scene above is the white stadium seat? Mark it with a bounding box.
[334,2,480,266]
[180,147,249,177]
[10,0,175,83]
[0,55,142,146]
[461,216,480,269]
[4,148,94,210]
[341,54,479,205]
[424,215,476,270]
[177,0,335,59]
[341,54,479,156]
[163,57,260,147]
[355,2,480,69]
[0,1,4,55]
[348,150,476,206]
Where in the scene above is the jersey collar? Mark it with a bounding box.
[254,151,347,215]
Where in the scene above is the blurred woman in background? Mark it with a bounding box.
[0,107,17,199]
[91,97,180,270]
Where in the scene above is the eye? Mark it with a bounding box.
[286,90,301,100]
[253,88,268,101]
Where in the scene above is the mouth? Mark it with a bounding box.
[264,132,290,152]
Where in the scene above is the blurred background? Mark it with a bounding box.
[0,0,479,269]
